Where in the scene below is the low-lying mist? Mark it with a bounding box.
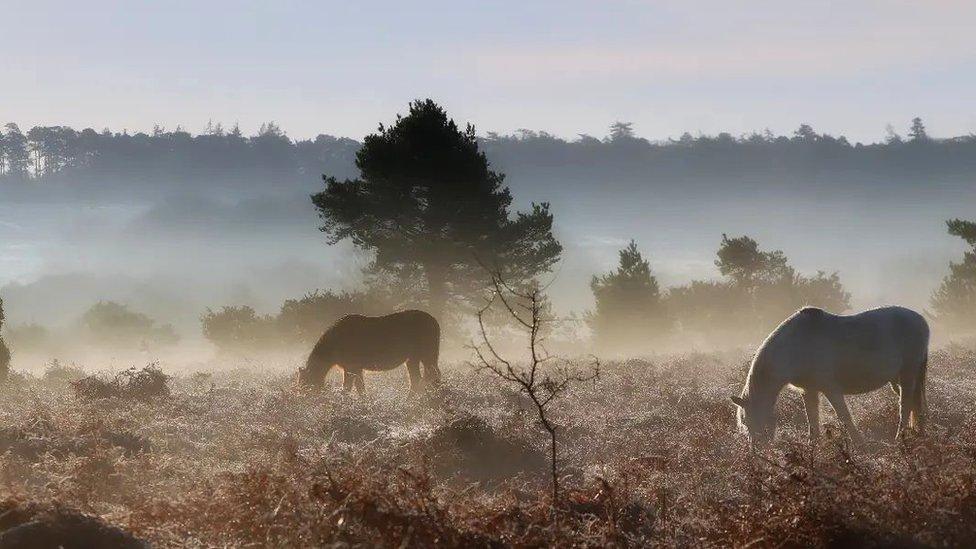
[2,122,975,370]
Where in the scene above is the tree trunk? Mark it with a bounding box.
[424,265,448,323]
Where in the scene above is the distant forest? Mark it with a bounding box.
[1,118,974,194]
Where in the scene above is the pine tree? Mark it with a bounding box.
[589,240,669,353]
[908,117,929,142]
[932,219,976,330]
[312,99,561,320]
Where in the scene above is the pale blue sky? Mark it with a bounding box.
[3,0,975,141]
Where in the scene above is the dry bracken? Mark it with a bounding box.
[0,350,975,546]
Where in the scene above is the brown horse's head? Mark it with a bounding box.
[297,365,320,388]
[297,352,334,389]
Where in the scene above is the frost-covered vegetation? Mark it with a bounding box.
[2,349,976,546]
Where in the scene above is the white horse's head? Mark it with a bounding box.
[731,394,776,447]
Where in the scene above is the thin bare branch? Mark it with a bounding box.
[472,261,601,509]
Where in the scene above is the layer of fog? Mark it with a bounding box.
[2,170,973,366]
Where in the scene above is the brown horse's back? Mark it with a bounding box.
[325,310,439,369]
[301,310,440,387]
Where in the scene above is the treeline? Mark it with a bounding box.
[2,117,975,190]
[0,122,361,188]
[481,118,976,182]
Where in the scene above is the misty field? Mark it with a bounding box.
[0,348,974,547]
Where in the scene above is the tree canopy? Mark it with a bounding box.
[668,234,850,344]
[715,234,792,288]
[311,99,562,319]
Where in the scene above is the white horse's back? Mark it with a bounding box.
[759,306,928,393]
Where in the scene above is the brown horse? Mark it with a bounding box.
[298,310,441,394]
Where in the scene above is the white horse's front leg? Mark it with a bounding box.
[803,390,821,440]
[824,391,864,444]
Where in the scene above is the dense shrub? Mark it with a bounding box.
[665,234,850,347]
[277,290,382,345]
[79,301,179,349]
[40,359,87,386]
[200,306,276,351]
[932,218,976,333]
[2,322,51,354]
[202,290,384,351]
[72,364,170,401]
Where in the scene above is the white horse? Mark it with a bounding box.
[732,306,929,446]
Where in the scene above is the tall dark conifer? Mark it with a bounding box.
[311,99,561,319]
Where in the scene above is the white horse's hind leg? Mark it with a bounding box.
[824,391,864,444]
[803,391,821,440]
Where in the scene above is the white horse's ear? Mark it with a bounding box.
[730,395,747,407]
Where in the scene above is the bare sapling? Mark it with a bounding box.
[470,268,598,507]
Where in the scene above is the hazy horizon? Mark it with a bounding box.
[5,1,976,143]
[2,123,973,343]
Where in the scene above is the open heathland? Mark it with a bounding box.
[1,348,976,547]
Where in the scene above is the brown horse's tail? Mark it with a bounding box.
[425,320,441,384]
[911,354,928,432]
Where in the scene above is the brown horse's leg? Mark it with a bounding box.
[342,370,355,393]
[824,391,864,444]
[803,390,820,441]
[406,359,423,392]
[896,376,915,440]
[421,352,441,386]
[353,372,365,395]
